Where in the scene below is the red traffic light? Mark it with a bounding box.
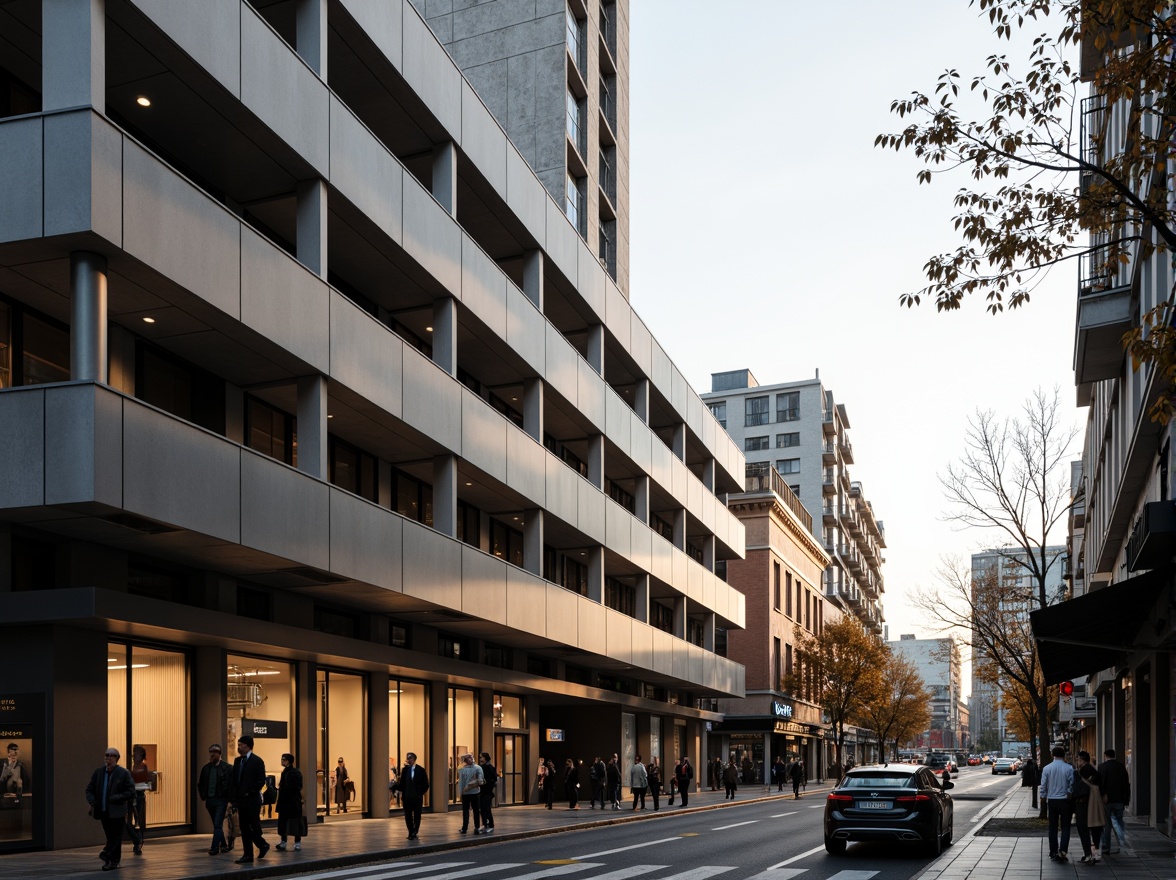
[1060,681,1074,697]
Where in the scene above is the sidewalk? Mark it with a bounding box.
[917,785,1176,880]
[1,782,828,880]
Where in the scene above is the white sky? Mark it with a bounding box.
[628,0,1084,662]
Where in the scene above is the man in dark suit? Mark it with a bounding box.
[85,747,136,871]
[392,752,429,840]
[232,735,270,863]
[197,743,234,855]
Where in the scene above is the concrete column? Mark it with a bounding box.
[368,669,390,818]
[523,249,544,310]
[635,476,650,524]
[635,573,650,624]
[378,460,393,508]
[702,612,716,652]
[295,0,327,77]
[433,454,458,537]
[587,323,605,377]
[673,509,686,552]
[70,252,108,382]
[432,297,457,377]
[523,509,544,576]
[224,384,245,444]
[299,661,320,819]
[634,378,650,423]
[702,534,715,573]
[702,458,716,493]
[427,680,449,812]
[0,525,11,592]
[672,423,686,462]
[296,374,329,479]
[297,179,328,278]
[43,0,104,112]
[523,378,544,443]
[587,434,605,491]
[193,646,228,834]
[432,141,457,217]
[587,547,604,603]
[478,691,495,764]
[672,597,686,640]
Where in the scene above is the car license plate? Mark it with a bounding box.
[857,800,891,810]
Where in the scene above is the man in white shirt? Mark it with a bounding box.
[1038,746,1075,862]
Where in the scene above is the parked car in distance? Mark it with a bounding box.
[967,755,982,766]
[824,764,955,856]
[992,757,1018,775]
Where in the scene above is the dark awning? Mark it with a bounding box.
[1030,570,1168,684]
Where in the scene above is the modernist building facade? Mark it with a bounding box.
[889,635,968,754]
[702,369,886,635]
[0,0,746,851]
[713,467,833,783]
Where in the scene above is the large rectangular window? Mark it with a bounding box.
[329,436,377,502]
[707,401,726,428]
[490,519,524,567]
[605,577,636,617]
[776,391,800,422]
[566,91,583,154]
[776,458,801,475]
[565,7,583,71]
[389,680,429,810]
[744,436,769,452]
[745,396,769,426]
[246,396,295,465]
[137,344,225,434]
[0,297,68,388]
[776,432,800,448]
[565,172,584,234]
[447,688,477,804]
[0,300,10,388]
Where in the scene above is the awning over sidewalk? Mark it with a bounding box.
[1030,569,1168,684]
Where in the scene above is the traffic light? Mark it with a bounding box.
[1059,681,1074,697]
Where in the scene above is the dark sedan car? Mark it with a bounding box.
[824,764,954,856]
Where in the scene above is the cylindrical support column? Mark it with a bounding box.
[523,249,544,310]
[433,455,457,537]
[635,475,650,524]
[70,251,108,382]
[672,509,686,552]
[43,0,104,112]
[432,141,457,217]
[523,509,544,576]
[587,434,605,491]
[672,423,687,462]
[702,612,716,652]
[296,0,328,76]
[432,297,457,377]
[296,375,329,479]
[587,323,605,377]
[702,458,716,493]
[523,378,544,443]
[297,179,328,278]
[634,378,650,423]
[635,573,650,624]
[587,547,604,603]
[672,596,686,640]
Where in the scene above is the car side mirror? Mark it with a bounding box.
[942,780,954,790]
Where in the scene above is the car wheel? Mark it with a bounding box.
[825,836,846,855]
[927,820,943,857]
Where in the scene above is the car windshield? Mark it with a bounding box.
[842,774,914,788]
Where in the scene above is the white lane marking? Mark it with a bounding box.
[507,865,606,880]
[654,869,738,880]
[712,820,758,830]
[420,866,527,880]
[574,837,680,859]
[770,811,798,818]
[744,870,807,880]
[769,845,826,868]
[825,872,878,880]
[574,868,671,880]
[808,804,824,808]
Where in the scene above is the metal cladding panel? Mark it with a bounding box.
[461,544,508,625]
[329,292,404,419]
[605,499,632,557]
[401,348,461,451]
[505,422,545,504]
[0,388,45,508]
[402,520,462,608]
[506,282,546,374]
[698,486,715,533]
[134,0,241,95]
[544,454,579,527]
[687,643,704,684]
[701,569,715,613]
[629,518,652,574]
[241,228,330,373]
[505,143,545,248]
[605,390,631,460]
[0,117,42,242]
[651,628,673,676]
[339,0,404,72]
[577,598,606,655]
[122,140,241,320]
[240,8,330,174]
[686,558,703,604]
[460,80,507,195]
[576,479,606,544]
[671,638,688,681]
[460,234,507,339]
[629,418,652,476]
[650,438,673,493]
[544,323,579,407]
[45,384,122,508]
[44,111,122,243]
[671,550,688,596]
[507,566,547,635]
[604,281,630,350]
[576,239,606,318]
[650,533,672,584]
[631,621,654,670]
[329,95,404,245]
[545,582,578,646]
[329,487,403,592]
[670,456,690,507]
[122,401,241,543]
[604,608,633,663]
[402,176,462,295]
[576,359,605,428]
[402,7,462,138]
[629,315,653,380]
[240,450,330,570]
[544,199,578,286]
[650,341,672,404]
[669,366,688,421]
[460,387,508,483]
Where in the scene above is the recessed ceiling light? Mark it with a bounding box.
[327,414,334,419]
[142,316,155,324]
[425,326,433,332]
[136,96,151,107]
[465,481,472,486]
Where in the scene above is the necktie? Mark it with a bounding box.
[237,755,245,782]
[102,768,110,811]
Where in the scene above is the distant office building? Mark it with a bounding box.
[702,369,886,634]
[890,635,967,752]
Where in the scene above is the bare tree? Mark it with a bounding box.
[859,651,932,762]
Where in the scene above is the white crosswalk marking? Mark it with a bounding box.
[825,872,879,880]
[302,864,468,880]
[577,866,674,880]
[652,868,737,880]
[743,869,808,880]
[417,864,528,880]
[503,863,607,880]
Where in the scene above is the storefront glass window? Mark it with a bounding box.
[447,687,477,804]
[492,695,522,729]
[388,680,428,809]
[226,656,295,786]
[318,670,365,817]
[108,642,189,827]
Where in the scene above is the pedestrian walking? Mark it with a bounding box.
[478,752,497,833]
[722,758,738,800]
[1039,745,1074,862]
[391,752,428,840]
[86,747,136,871]
[789,758,803,799]
[647,757,662,810]
[457,754,484,834]
[333,757,350,814]
[606,754,622,810]
[231,735,270,863]
[125,744,148,856]
[589,756,606,808]
[629,755,648,810]
[564,758,580,809]
[1098,748,1130,854]
[536,756,548,806]
[543,758,556,810]
[196,743,233,856]
[1073,752,1105,864]
[772,757,786,791]
[675,756,693,807]
[275,753,303,852]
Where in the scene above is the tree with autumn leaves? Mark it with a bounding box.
[786,616,932,774]
[879,1,1176,423]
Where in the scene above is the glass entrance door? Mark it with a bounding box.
[316,670,365,818]
[494,734,526,805]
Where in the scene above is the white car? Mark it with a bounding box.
[992,757,1018,775]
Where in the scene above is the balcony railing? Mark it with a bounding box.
[744,464,812,533]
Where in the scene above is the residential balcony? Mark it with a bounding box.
[822,408,835,435]
[838,435,854,464]
[822,439,836,465]
[823,502,837,526]
[822,469,836,495]
[1073,244,1133,390]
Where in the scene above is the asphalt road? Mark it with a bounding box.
[268,769,1021,880]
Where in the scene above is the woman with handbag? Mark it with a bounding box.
[1075,752,1106,864]
[333,758,349,814]
[275,753,304,852]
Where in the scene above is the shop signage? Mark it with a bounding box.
[242,719,287,739]
[545,729,564,742]
[0,693,43,850]
[771,701,794,719]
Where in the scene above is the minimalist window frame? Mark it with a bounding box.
[744,435,769,452]
[776,432,800,448]
[776,391,800,422]
[776,458,801,475]
[745,396,770,426]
